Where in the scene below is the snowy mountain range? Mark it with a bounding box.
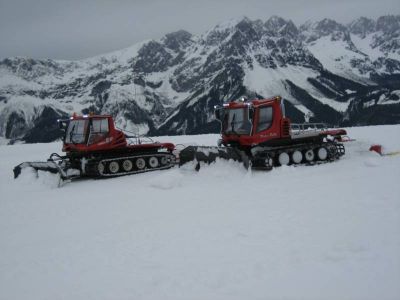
[0,15,399,143]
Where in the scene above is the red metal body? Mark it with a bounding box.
[219,96,346,148]
[220,96,289,147]
[62,114,174,154]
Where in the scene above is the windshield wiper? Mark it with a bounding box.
[69,125,76,144]
[230,114,240,137]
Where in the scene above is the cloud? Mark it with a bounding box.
[0,0,398,60]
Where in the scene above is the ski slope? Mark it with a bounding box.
[0,125,399,300]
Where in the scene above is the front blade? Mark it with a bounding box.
[13,161,74,180]
[179,146,249,169]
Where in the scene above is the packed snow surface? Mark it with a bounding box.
[0,125,399,300]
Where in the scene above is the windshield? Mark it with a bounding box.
[65,118,110,145]
[222,108,252,135]
[65,120,88,144]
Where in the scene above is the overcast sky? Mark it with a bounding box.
[0,0,399,61]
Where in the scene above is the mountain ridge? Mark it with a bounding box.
[0,15,399,143]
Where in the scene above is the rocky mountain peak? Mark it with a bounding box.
[206,17,251,34]
[349,17,376,38]
[0,57,72,81]
[162,30,193,51]
[234,17,254,30]
[376,15,400,34]
[265,16,287,29]
[264,16,295,34]
[231,18,260,43]
[314,18,347,35]
[369,15,400,56]
[133,40,176,73]
[300,18,349,43]
[202,17,253,46]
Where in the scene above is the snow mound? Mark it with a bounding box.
[149,169,184,190]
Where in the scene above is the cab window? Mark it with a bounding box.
[222,108,252,135]
[257,106,273,132]
[92,118,109,133]
[65,120,88,144]
[88,118,109,144]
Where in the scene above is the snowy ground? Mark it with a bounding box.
[0,125,399,300]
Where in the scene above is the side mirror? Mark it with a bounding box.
[58,120,68,130]
[215,108,224,122]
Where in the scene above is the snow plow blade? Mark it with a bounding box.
[13,159,80,181]
[179,146,250,169]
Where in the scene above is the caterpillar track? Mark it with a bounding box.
[87,153,176,177]
[13,152,176,181]
[179,141,345,171]
[250,141,345,170]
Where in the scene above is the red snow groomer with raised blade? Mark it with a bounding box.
[179,96,347,169]
[13,113,176,181]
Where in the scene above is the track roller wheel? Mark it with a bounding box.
[122,159,133,172]
[291,150,303,164]
[327,143,338,159]
[136,158,146,170]
[148,156,159,168]
[160,156,169,166]
[317,147,328,161]
[98,162,105,175]
[264,157,274,169]
[278,152,290,166]
[304,149,315,162]
[108,161,120,174]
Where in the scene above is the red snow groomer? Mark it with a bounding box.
[13,96,348,182]
[13,113,175,181]
[179,96,346,169]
